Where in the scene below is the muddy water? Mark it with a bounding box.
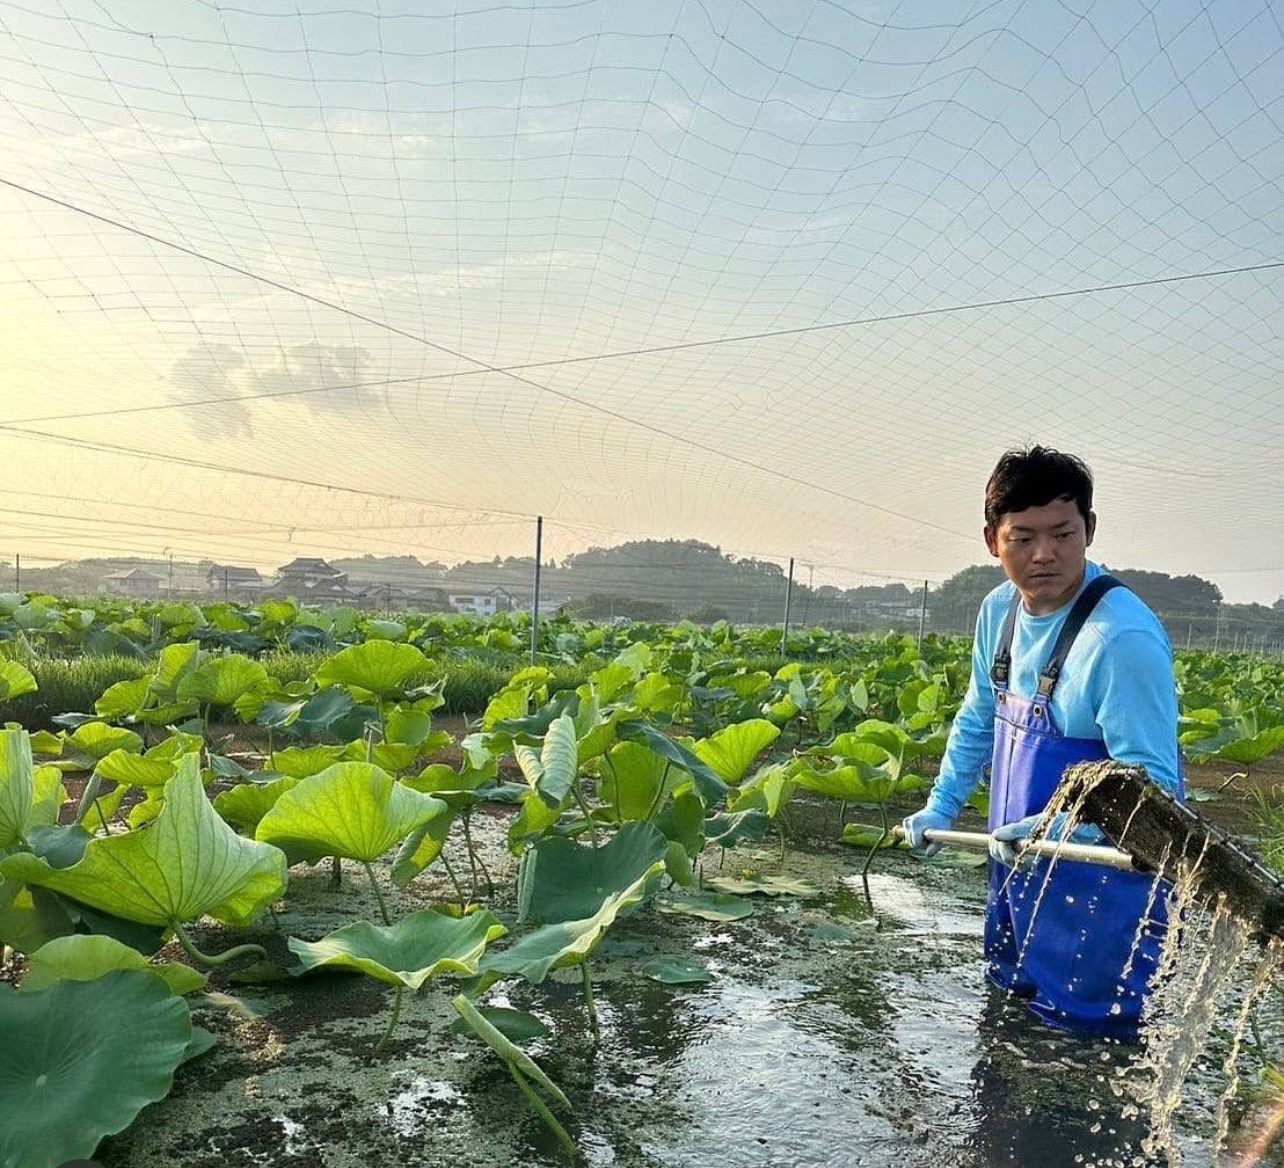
[98,837,1284,1168]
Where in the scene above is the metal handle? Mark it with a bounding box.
[893,825,1137,871]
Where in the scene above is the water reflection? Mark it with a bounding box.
[962,987,1156,1168]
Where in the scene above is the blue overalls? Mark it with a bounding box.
[984,575,1175,1039]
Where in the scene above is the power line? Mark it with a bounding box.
[9,176,1279,544]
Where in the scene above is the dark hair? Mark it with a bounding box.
[984,446,1093,529]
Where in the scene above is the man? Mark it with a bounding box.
[902,446,1181,1038]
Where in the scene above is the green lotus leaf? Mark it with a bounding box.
[514,713,579,810]
[213,776,301,832]
[693,719,780,785]
[639,957,714,985]
[517,820,668,926]
[21,935,207,996]
[1212,726,1284,766]
[28,730,62,757]
[727,764,794,818]
[95,750,176,788]
[369,743,420,773]
[313,642,431,700]
[289,907,506,990]
[600,740,675,822]
[28,765,65,831]
[0,970,192,1168]
[256,762,448,864]
[478,896,647,986]
[63,722,144,762]
[364,618,408,642]
[146,732,205,762]
[705,873,820,897]
[2,756,288,928]
[705,808,770,848]
[657,890,755,922]
[839,823,900,850]
[384,705,435,747]
[176,654,270,709]
[390,811,457,887]
[0,660,37,701]
[617,720,728,805]
[0,726,34,849]
[93,676,149,720]
[0,879,75,953]
[792,756,895,803]
[450,1005,549,1043]
[269,744,349,778]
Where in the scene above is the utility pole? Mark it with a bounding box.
[223,567,229,602]
[781,557,794,655]
[916,579,929,649]
[14,553,19,593]
[531,516,543,666]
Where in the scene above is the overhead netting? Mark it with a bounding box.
[0,0,1279,603]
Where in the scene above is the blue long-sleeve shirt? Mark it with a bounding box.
[926,561,1181,820]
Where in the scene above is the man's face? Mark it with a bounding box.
[984,497,1096,615]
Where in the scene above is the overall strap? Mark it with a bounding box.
[990,590,1022,688]
[1035,575,1126,699]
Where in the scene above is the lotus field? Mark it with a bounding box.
[0,593,1282,1167]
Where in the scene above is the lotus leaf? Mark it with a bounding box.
[451,1005,549,1043]
[617,720,728,805]
[0,660,37,701]
[256,762,448,864]
[658,890,755,921]
[599,740,675,822]
[0,971,192,1168]
[693,719,780,785]
[517,821,668,926]
[270,744,349,778]
[704,808,770,848]
[514,713,579,810]
[313,641,430,700]
[94,675,151,720]
[0,726,33,849]
[639,957,713,985]
[62,722,144,762]
[21,935,207,995]
[390,812,456,887]
[2,756,287,928]
[289,907,506,989]
[213,776,301,832]
[176,654,270,708]
[706,873,820,897]
[27,730,62,757]
[95,750,176,788]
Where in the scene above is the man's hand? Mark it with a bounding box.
[901,807,954,856]
[989,812,1107,869]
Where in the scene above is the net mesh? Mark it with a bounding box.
[0,0,1279,611]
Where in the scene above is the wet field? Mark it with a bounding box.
[97,808,1284,1168]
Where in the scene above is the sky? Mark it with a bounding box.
[0,0,1280,602]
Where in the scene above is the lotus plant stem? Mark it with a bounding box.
[859,805,890,918]
[461,814,492,898]
[373,985,404,1055]
[602,754,622,822]
[580,962,600,1044]
[439,849,469,906]
[74,772,102,825]
[362,861,392,926]
[572,783,599,847]
[645,764,673,823]
[451,994,572,1110]
[509,1063,581,1162]
[171,920,266,968]
[330,855,342,888]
